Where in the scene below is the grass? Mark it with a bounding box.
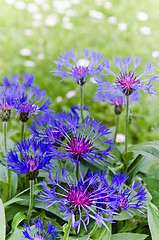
[1,0,159,143]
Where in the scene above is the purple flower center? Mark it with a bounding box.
[26,156,39,172]
[1,102,12,110]
[66,187,93,207]
[116,72,140,95]
[118,196,128,208]
[20,102,35,113]
[73,66,89,78]
[34,235,44,240]
[67,135,93,161]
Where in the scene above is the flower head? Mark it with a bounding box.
[52,48,105,85]
[5,138,54,179]
[97,56,158,96]
[21,218,58,239]
[46,115,114,167]
[14,85,51,122]
[38,170,116,233]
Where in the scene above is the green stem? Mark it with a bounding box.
[63,217,72,240]
[76,164,80,181]
[21,122,25,141]
[3,122,11,199]
[27,180,34,221]
[80,85,84,121]
[114,114,120,144]
[125,95,129,153]
[59,159,63,170]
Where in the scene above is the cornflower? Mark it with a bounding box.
[4,138,54,180]
[98,56,158,96]
[46,115,114,167]
[52,48,105,85]
[21,218,58,239]
[38,169,116,233]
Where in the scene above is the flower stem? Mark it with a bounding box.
[63,217,72,240]
[3,122,11,199]
[114,114,120,144]
[76,164,80,181]
[21,122,25,141]
[27,180,34,221]
[80,85,84,121]
[125,95,129,153]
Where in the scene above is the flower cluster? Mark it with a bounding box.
[52,48,106,85]
[38,170,147,233]
[21,218,58,239]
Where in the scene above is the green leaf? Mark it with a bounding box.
[4,197,23,207]
[0,199,6,240]
[111,233,148,240]
[130,144,159,161]
[11,174,18,197]
[122,151,134,169]
[147,202,159,240]
[11,212,26,233]
[91,223,111,240]
[143,178,159,206]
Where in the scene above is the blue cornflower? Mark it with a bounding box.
[14,85,51,122]
[51,48,106,85]
[46,115,114,167]
[2,73,34,93]
[38,170,116,233]
[21,218,58,239]
[97,56,158,96]
[4,138,54,180]
[29,111,78,144]
[100,172,147,215]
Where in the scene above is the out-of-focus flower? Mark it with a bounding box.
[21,218,58,239]
[51,48,106,86]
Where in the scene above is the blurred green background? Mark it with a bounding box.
[1,0,159,143]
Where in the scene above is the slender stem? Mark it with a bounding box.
[114,114,120,144]
[3,122,11,199]
[63,217,72,240]
[76,164,80,181]
[125,95,129,153]
[80,85,84,121]
[27,180,34,221]
[21,122,25,141]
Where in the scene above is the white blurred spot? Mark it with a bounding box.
[27,3,39,13]
[66,90,76,99]
[71,0,80,4]
[137,11,148,21]
[62,16,70,23]
[34,0,45,5]
[56,96,63,102]
[45,15,59,26]
[41,3,50,11]
[37,53,45,60]
[107,16,117,24]
[89,76,96,84]
[5,0,15,4]
[24,29,33,36]
[32,20,41,27]
[140,26,151,35]
[62,22,74,29]
[24,60,36,67]
[89,10,104,19]
[53,0,72,14]
[152,51,159,58]
[15,1,26,9]
[118,22,128,31]
[77,58,90,67]
[20,48,31,56]
[32,13,43,20]
[104,1,112,9]
[95,0,103,5]
[116,133,125,143]
[65,9,77,16]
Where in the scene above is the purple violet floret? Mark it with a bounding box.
[46,115,114,167]
[14,85,52,121]
[51,48,106,85]
[96,56,159,96]
[38,169,116,233]
[21,218,58,239]
[4,138,54,179]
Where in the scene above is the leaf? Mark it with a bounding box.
[147,202,159,240]
[111,233,148,240]
[11,212,26,234]
[91,223,111,240]
[130,144,159,161]
[4,197,23,207]
[0,199,6,240]
[11,174,18,197]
